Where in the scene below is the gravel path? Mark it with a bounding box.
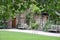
[0,29,60,37]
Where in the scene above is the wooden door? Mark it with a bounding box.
[12,18,16,28]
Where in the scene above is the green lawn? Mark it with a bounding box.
[0,31,60,40]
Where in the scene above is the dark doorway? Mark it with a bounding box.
[12,18,16,28]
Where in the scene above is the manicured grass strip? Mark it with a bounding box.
[0,31,60,40]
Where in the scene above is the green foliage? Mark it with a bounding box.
[31,22,39,29]
[30,4,41,13]
[0,0,60,20]
[36,0,60,16]
[0,20,7,29]
[1,0,60,20]
[0,5,10,20]
[44,21,52,31]
[0,0,60,29]
[26,13,32,25]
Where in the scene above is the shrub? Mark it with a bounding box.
[31,22,39,30]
